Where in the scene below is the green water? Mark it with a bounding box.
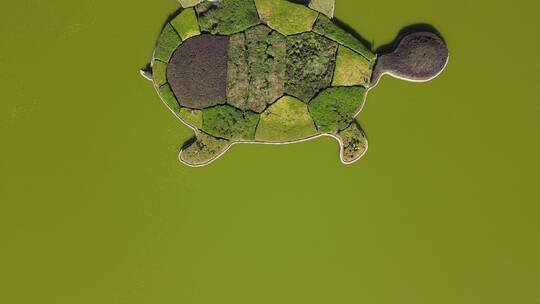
[1,0,539,303]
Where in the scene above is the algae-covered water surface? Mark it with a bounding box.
[1,0,539,303]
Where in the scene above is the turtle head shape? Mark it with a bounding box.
[141,0,449,167]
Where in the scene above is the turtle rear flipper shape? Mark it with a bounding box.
[336,122,368,164]
[179,131,232,167]
[142,0,448,167]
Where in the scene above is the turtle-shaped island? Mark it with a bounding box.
[141,0,449,167]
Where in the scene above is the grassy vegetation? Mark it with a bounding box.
[308,0,335,18]
[179,0,203,8]
[336,122,367,163]
[170,8,201,41]
[179,108,203,129]
[152,60,167,86]
[332,46,372,86]
[159,84,181,113]
[313,15,375,61]
[308,86,365,133]
[154,23,182,62]
[254,0,318,35]
[196,0,260,35]
[202,105,260,140]
[285,32,338,102]
[255,96,317,142]
[227,25,285,113]
[180,131,231,166]
[228,26,286,112]
[245,26,286,111]
[227,33,250,110]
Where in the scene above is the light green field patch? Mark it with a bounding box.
[255,96,317,142]
[309,0,335,18]
[254,0,319,35]
[313,15,375,61]
[171,8,201,41]
[332,46,372,86]
[308,86,365,133]
[154,23,182,62]
[152,60,167,86]
[179,0,203,8]
[179,108,203,129]
[159,84,181,113]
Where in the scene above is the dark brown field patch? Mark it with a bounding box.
[372,32,448,82]
[167,34,229,109]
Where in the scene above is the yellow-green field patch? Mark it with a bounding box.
[152,60,167,86]
[309,0,335,18]
[179,108,203,129]
[255,96,317,142]
[332,46,372,86]
[179,0,203,8]
[254,0,318,36]
[171,8,201,41]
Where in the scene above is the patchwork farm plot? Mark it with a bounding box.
[143,0,449,166]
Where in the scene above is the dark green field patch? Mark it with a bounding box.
[308,86,365,133]
[285,32,338,102]
[313,15,375,62]
[158,84,181,113]
[196,0,260,35]
[202,105,260,140]
[154,23,182,62]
